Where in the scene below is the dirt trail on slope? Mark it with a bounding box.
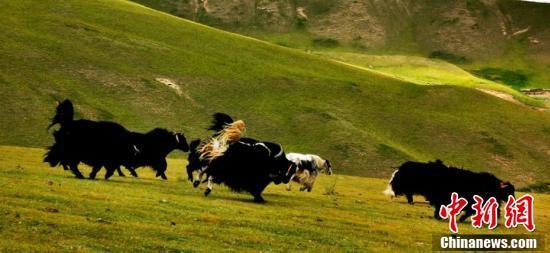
[476,88,548,111]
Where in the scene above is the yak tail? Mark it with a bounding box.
[208,113,234,132]
[383,169,399,198]
[43,145,61,167]
[383,185,395,198]
[47,99,74,130]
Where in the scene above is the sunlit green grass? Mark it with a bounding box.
[0,146,547,252]
[317,52,542,107]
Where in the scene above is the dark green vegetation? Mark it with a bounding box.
[0,0,549,186]
[311,37,340,48]
[1,146,548,252]
[473,68,529,89]
[429,51,468,64]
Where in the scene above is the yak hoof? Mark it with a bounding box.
[75,175,85,179]
[161,174,168,180]
[204,188,211,196]
[193,180,200,188]
[253,196,265,203]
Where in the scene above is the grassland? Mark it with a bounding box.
[0,0,549,187]
[315,53,539,105]
[0,146,548,252]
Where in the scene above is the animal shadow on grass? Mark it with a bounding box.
[213,192,318,207]
[395,200,431,206]
[59,173,159,186]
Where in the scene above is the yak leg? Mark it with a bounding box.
[186,166,194,182]
[126,166,138,177]
[153,160,168,180]
[104,165,117,180]
[406,193,414,204]
[299,170,310,191]
[116,167,126,177]
[62,164,69,171]
[253,194,265,203]
[459,208,475,223]
[68,163,85,179]
[433,205,442,220]
[204,176,213,196]
[286,174,296,191]
[306,175,317,192]
[193,166,207,188]
[252,184,268,203]
[89,166,102,179]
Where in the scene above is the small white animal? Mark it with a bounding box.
[285,153,332,192]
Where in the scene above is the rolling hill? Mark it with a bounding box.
[133,0,550,90]
[0,0,549,186]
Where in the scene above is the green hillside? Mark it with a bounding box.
[315,52,536,105]
[132,0,550,90]
[0,0,549,186]
[1,146,548,252]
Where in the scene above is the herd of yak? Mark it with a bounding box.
[44,99,516,220]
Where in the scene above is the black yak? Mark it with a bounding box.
[384,160,515,222]
[190,113,297,202]
[122,128,189,180]
[44,99,189,180]
[204,137,297,202]
[186,113,238,185]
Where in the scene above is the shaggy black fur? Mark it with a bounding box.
[186,139,203,181]
[123,128,189,180]
[44,99,189,180]
[190,113,296,202]
[185,112,236,183]
[388,160,515,221]
[206,137,297,202]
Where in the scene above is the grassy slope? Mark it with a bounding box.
[239,25,550,91]
[0,0,549,185]
[1,146,548,252]
[316,52,540,106]
[132,0,550,90]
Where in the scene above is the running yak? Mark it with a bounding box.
[384,160,515,222]
[44,99,189,179]
[188,113,297,202]
[285,153,333,192]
